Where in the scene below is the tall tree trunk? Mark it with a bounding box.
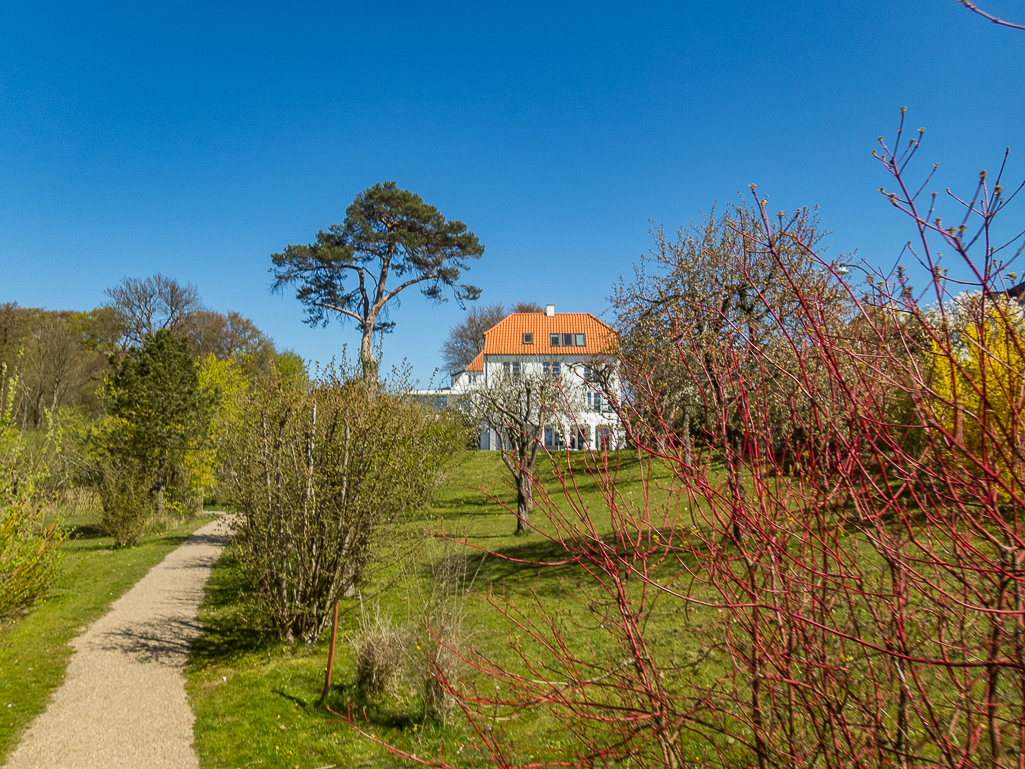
[360,307,381,385]
[359,331,377,383]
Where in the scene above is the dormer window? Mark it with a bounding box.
[550,332,587,348]
[523,332,533,345]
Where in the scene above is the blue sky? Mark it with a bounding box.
[3,1,1024,384]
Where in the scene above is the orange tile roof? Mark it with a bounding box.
[482,313,616,356]
[463,350,484,372]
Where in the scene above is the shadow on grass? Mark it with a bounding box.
[322,681,425,731]
[439,528,699,600]
[64,522,107,540]
[188,548,274,667]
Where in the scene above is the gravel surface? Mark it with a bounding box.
[3,515,230,769]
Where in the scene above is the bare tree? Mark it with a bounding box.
[468,365,578,534]
[439,301,543,374]
[21,315,84,426]
[182,310,276,376]
[103,273,203,348]
[611,202,848,460]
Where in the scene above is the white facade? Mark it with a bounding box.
[478,353,620,452]
[418,308,622,451]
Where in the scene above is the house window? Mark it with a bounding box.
[503,361,521,378]
[523,332,533,345]
[544,361,561,377]
[552,332,587,347]
[588,391,604,413]
[583,365,592,381]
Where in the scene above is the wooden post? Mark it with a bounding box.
[318,601,340,706]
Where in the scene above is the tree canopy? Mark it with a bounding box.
[102,330,213,521]
[103,273,203,348]
[271,182,485,378]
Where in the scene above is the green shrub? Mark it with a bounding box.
[0,368,65,618]
[223,366,466,644]
[96,455,154,547]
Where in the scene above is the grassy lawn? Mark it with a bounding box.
[185,448,704,768]
[0,508,216,764]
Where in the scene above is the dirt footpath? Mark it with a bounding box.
[3,515,230,769]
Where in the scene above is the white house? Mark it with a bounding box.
[418,305,622,451]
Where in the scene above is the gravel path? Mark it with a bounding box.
[3,515,230,769]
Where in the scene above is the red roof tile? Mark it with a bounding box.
[482,313,616,356]
[463,350,484,372]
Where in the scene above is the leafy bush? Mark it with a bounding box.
[223,366,466,643]
[95,453,155,547]
[0,368,65,618]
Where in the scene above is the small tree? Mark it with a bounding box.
[98,330,212,540]
[271,181,485,379]
[468,366,574,534]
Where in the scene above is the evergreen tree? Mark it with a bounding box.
[271,181,485,379]
[104,330,212,516]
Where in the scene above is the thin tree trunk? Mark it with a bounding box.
[516,472,532,534]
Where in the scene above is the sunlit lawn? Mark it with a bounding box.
[0,508,215,764]
[185,448,720,768]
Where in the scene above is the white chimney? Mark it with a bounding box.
[545,304,555,317]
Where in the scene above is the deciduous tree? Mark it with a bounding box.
[468,366,574,533]
[182,309,276,377]
[440,301,542,374]
[103,273,202,348]
[611,202,850,460]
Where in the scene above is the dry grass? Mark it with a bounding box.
[350,609,410,697]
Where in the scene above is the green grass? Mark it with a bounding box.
[0,508,216,764]
[184,449,707,768]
